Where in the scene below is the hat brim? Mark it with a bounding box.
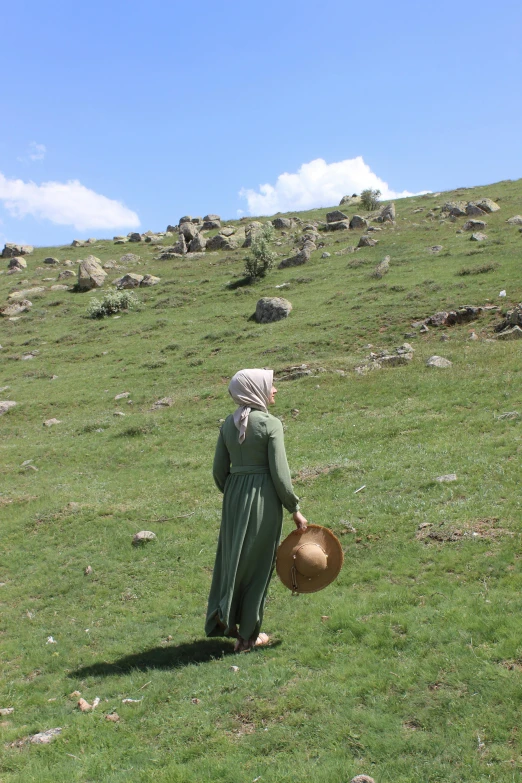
[276,524,344,594]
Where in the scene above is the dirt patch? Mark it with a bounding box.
[294,463,345,482]
[416,518,513,543]
[500,660,522,672]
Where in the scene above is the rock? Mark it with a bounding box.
[2,243,33,258]
[140,274,160,286]
[465,203,487,216]
[151,397,173,410]
[255,297,292,323]
[202,219,221,230]
[77,256,107,290]
[272,217,293,229]
[144,234,161,243]
[115,392,130,400]
[172,234,187,255]
[29,728,62,744]
[278,248,310,269]
[496,325,522,340]
[114,273,143,289]
[114,239,128,245]
[203,214,220,222]
[326,210,348,224]
[372,255,390,278]
[44,257,59,265]
[50,284,69,291]
[206,234,238,251]
[426,356,452,368]
[166,224,178,234]
[328,220,351,231]
[120,253,140,264]
[128,233,142,242]
[132,530,157,545]
[436,473,457,482]
[442,201,467,217]
[470,232,488,241]
[180,222,200,241]
[106,713,120,722]
[0,299,32,317]
[429,245,443,253]
[84,565,93,575]
[462,220,487,231]
[476,198,500,212]
[219,227,236,237]
[507,215,522,226]
[188,233,207,252]
[339,195,361,206]
[0,401,17,416]
[243,222,263,248]
[426,306,484,326]
[0,707,14,716]
[379,202,396,222]
[58,269,76,279]
[7,287,44,300]
[357,235,378,248]
[321,252,331,258]
[71,239,85,247]
[7,256,27,271]
[350,776,375,783]
[43,418,61,426]
[349,215,368,230]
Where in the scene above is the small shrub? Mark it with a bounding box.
[87,291,140,318]
[360,188,381,210]
[244,223,277,280]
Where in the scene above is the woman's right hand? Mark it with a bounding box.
[293,511,308,531]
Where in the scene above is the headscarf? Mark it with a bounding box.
[228,368,274,444]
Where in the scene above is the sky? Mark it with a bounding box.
[1,0,521,247]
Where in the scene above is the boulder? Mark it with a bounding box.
[172,234,187,255]
[188,234,207,252]
[442,201,467,217]
[426,355,452,368]
[166,224,178,233]
[470,232,488,241]
[462,219,487,231]
[357,235,378,248]
[507,215,522,226]
[328,220,351,231]
[44,257,59,265]
[326,210,348,224]
[496,325,522,340]
[128,233,142,243]
[114,239,128,244]
[255,297,292,323]
[465,203,487,216]
[206,234,238,251]
[243,222,263,248]
[114,273,143,289]
[339,195,361,206]
[219,227,236,237]
[428,245,443,253]
[71,239,85,247]
[120,253,140,264]
[180,222,200,241]
[140,274,161,286]
[0,401,17,416]
[203,214,220,222]
[77,256,107,290]
[50,284,69,291]
[2,243,33,258]
[0,299,32,317]
[278,250,308,269]
[372,255,390,278]
[202,220,221,230]
[132,530,157,545]
[379,202,396,222]
[8,287,45,300]
[7,256,27,271]
[179,215,192,224]
[144,234,161,243]
[476,198,500,213]
[272,217,293,229]
[349,215,368,230]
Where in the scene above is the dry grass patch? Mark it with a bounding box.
[416,517,513,543]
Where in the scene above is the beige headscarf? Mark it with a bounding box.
[228,368,274,443]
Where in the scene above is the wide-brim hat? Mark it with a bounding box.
[276,524,344,594]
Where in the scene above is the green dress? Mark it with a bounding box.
[205,409,300,641]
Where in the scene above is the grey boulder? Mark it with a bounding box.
[77,256,107,290]
[2,243,33,258]
[255,297,292,323]
[326,210,348,224]
[349,215,368,230]
[7,256,27,271]
[426,355,452,368]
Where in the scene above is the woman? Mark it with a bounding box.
[205,368,307,652]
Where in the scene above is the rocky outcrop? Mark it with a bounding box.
[128,233,142,243]
[0,299,32,317]
[255,297,292,323]
[206,234,238,251]
[326,210,348,224]
[462,219,487,231]
[476,198,500,212]
[2,243,33,258]
[180,222,199,241]
[339,195,361,206]
[77,256,107,290]
[188,233,207,252]
[349,215,368,230]
[7,256,27,271]
[140,274,160,286]
[357,235,378,248]
[272,217,294,229]
[378,202,396,222]
[243,222,263,248]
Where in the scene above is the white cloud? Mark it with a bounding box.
[0,173,140,231]
[17,142,47,163]
[239,156,428,215]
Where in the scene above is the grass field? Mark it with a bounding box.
[1,179,521,782]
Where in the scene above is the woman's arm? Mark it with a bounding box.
[267,417,301,514]
[212,427,230,493]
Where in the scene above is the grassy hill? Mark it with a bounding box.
[1,179,521,783]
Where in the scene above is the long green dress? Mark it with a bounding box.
[205,409,300,641]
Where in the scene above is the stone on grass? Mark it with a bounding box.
[470,232,488,241]
[340,195,361,206]
[50,284,69,291]
[151,396,173,410]
[0,401,17,416]
[255,297,292,323]
[350,776,375,783]
[206,234,238,251]
[462,219,487,231]
[476,198,500,213]
[465,203,487,216]
[349,214,368,229]
[326,210,348,224]
[71,239,85,247]
[357,235,378,248]
[328,220,351,231]
[2,243,33,258]
[128,232,142,242]
[372,255,390,278]
[426,355,452,368]
[30,728,62,744]
[188,233,207,252]
[272,217,293,229]
[202,219,221,230]
[0,299,32,317]
[203,214,220,222]
[78,256,107,290]
[379,202,396,222]
[114,273,143,289]
[496,325,522,340]
[219,227,236,237]
[8,256,27,271]
[436,473,457,482]
[58,269,76,279]
[140,274,160,286]
[43,418,61,426]
[172,234,187,255]
[180,222,199,241]
[278,248,310,269]
[321,252,331,258]
[429,245,443,253]
[507,215,522,226]
[0,707,14,716]
[132,530,157,545]
[120,253,140,264]
[443,201,467,217]
[114,392,130,400]
[44,257,59,265]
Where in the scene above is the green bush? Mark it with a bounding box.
[244,223,277,280]
[87,290,141,318]
[360,188,381,210]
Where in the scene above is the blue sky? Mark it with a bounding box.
[2,0,521,247]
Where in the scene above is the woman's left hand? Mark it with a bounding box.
[293,511,308,531]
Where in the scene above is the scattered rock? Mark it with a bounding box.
[351,776,375,783]
[462,219,487,231]
[428,245,443,253]
[71,239,85,247]
[43,418,61,426]
[151,397,173,410]
[179,222,200,241]
[349,214,368,230]
[114,273,143,289]
[339,194,361,206]
[84,565,93,575]
[470,232,488,241]
[7,256,27,271]
[106,713,120,722]
[132,530,157,545]
[207,233,238,251]
[357,235,378,248]
[255,297,292,323]
[0,299,32,317]
[426,356,452,368]
[425,306,488,327]
[242,221,263,248]
[8,287,45,300]
[321,252,331,258]
[356,344,414,373]
[120,253,140,264]
[272,217,293,229]
[496,325,522,340]
[476,198,500,213]
[128,232,142,243]
[0,707,14,716]
[327,219,351,231]
[372,255,390,278]
[78,256,107,290]
[506,216,522,226]
[442,201,467,217]
[78,698,93,712]
[230,665,240,673]
[188,233,207,252]
[465,203,487,216]
[171,234,187,255]
[44,257,59,265]
[379,202,396,222]
[436,473,457,482]
[2,243,33,258]
[202,219,221,230]
[50,284,69,291]
[140,274,161,286]
[114,392,130,400]
[29,727,62,744]
[326,210,348,224]
[58,269,76,279]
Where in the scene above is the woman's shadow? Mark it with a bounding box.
[69,638,237,679]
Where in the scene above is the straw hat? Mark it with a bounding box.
[276,524,344,594]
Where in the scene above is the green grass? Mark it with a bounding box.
[1,179,522,782]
